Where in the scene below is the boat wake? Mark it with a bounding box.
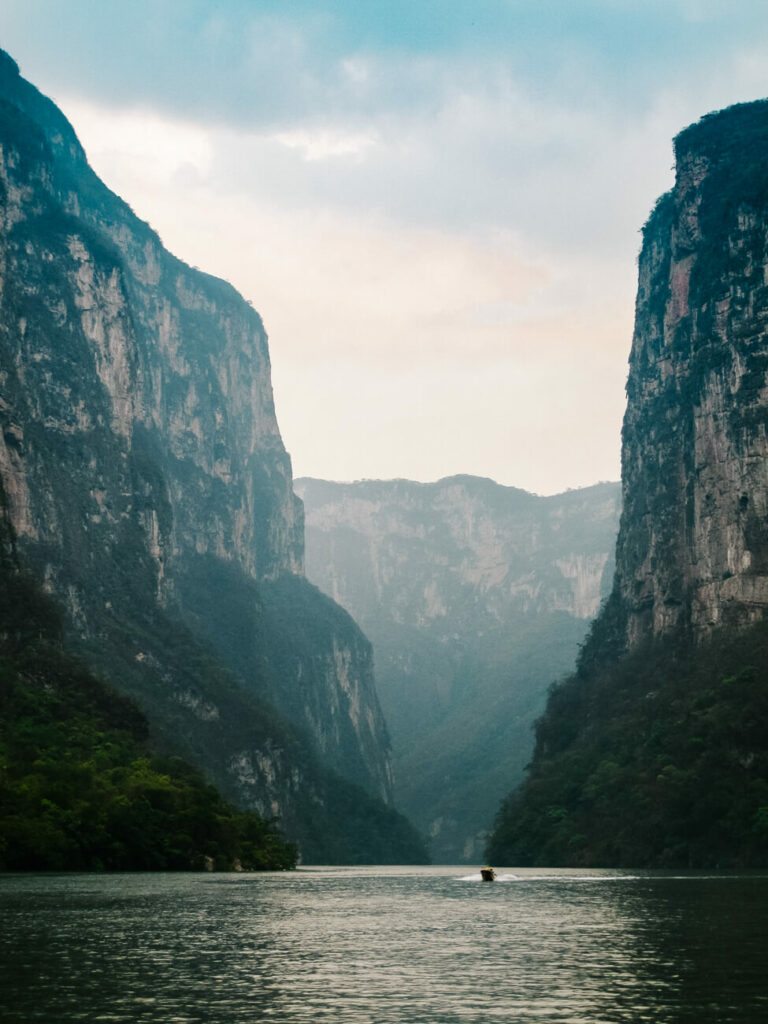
[456,873,519,882]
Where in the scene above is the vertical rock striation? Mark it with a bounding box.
[297,476,620,632]
[0,51,300,588]
[487,100,768,869]
[0,48,402,853]
[614,100,768,648]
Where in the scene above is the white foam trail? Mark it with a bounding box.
[455,873,519,882]
[519,874,643,882]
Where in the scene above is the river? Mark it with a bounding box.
[1,866,766,1022]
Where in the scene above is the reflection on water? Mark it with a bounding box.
[1,867,767,1023]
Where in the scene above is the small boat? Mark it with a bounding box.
[480,866,495,881]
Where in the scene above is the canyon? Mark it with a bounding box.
[297,475,620,861]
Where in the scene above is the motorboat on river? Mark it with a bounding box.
[480,866,496,881]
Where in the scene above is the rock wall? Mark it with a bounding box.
[296,475,620,633]
[0,48,393,825]
[615,100,768,648]
[0,49,301,591]
[487,101,768,871]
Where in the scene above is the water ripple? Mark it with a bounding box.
[1,867,767,1023]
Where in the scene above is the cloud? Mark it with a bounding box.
[4,1,768,131]
[271,127,378,162]
[63,100,213,187]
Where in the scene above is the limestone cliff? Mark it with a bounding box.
[297,476,619,630]
[296,475,620,862]
[0,49,409,857]
[613,100,768,648]
[487,100,768,869]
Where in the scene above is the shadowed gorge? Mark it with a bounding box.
[297,475,620,862]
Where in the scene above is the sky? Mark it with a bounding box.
[3,2,768,494]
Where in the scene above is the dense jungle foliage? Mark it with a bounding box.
[83,557,430,867]
[0,569,297,871]
[486,618,768,868]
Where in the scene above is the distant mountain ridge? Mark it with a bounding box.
[296,474,621,862]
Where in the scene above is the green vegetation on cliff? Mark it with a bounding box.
[0,492,427,869]
[0,48,429,866]
[488,100,768,870]
[73,559,429,866]
[0,570,298,871]
[486,620,768,868]
[0,574,429,868]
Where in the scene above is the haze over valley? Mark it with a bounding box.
[297,475,620,862]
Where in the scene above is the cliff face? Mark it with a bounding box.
[297,476,619,631]
[297,475,621,862]
[0,49,398,849]
[0,48,302,590]
[487,100,768,869]
[615,100,768,648]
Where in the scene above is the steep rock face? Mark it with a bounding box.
[616,100,768,648]
[0,50,394,833]
[0,49,298,586]
[296,475,620,862]
[487,101,768,869]
[297,476,619,631]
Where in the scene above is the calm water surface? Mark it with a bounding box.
[1,866,767,1023]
